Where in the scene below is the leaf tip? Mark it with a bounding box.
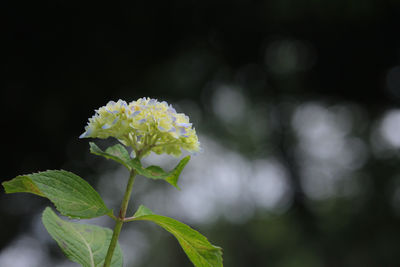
[89,142,98,151]
[1,181,8,193]
[42,206,55,221]
[133,204,154,217]
[182,155,191,164]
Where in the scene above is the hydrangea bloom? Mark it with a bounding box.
[80,98,200,158]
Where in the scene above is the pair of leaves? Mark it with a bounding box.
[2,169,123,266]
[1,143,189,219]
[42,207,122,267]
[2,142,223,267]
[41,205,223,267]
[90,142,190,190]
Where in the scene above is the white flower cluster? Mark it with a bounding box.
[80,98,200,157]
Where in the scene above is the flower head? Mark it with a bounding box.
[80,98,200,157]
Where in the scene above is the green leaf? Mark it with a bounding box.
[90,142,190,190]
[42,207,123,267]
[132,205,223,267]
[130,156,190,190]
[90,142,131,169]
[2,170,110,219]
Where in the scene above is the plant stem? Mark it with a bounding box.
[103,169,136,267]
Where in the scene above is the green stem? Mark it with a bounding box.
[103,169,136,267]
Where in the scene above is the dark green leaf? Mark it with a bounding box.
[132,205,223,267]
[42,207,123,267]
[2,170,110,219]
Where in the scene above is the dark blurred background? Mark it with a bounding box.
[3,1,400,266]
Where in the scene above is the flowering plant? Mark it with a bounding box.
[2,98,222,267]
